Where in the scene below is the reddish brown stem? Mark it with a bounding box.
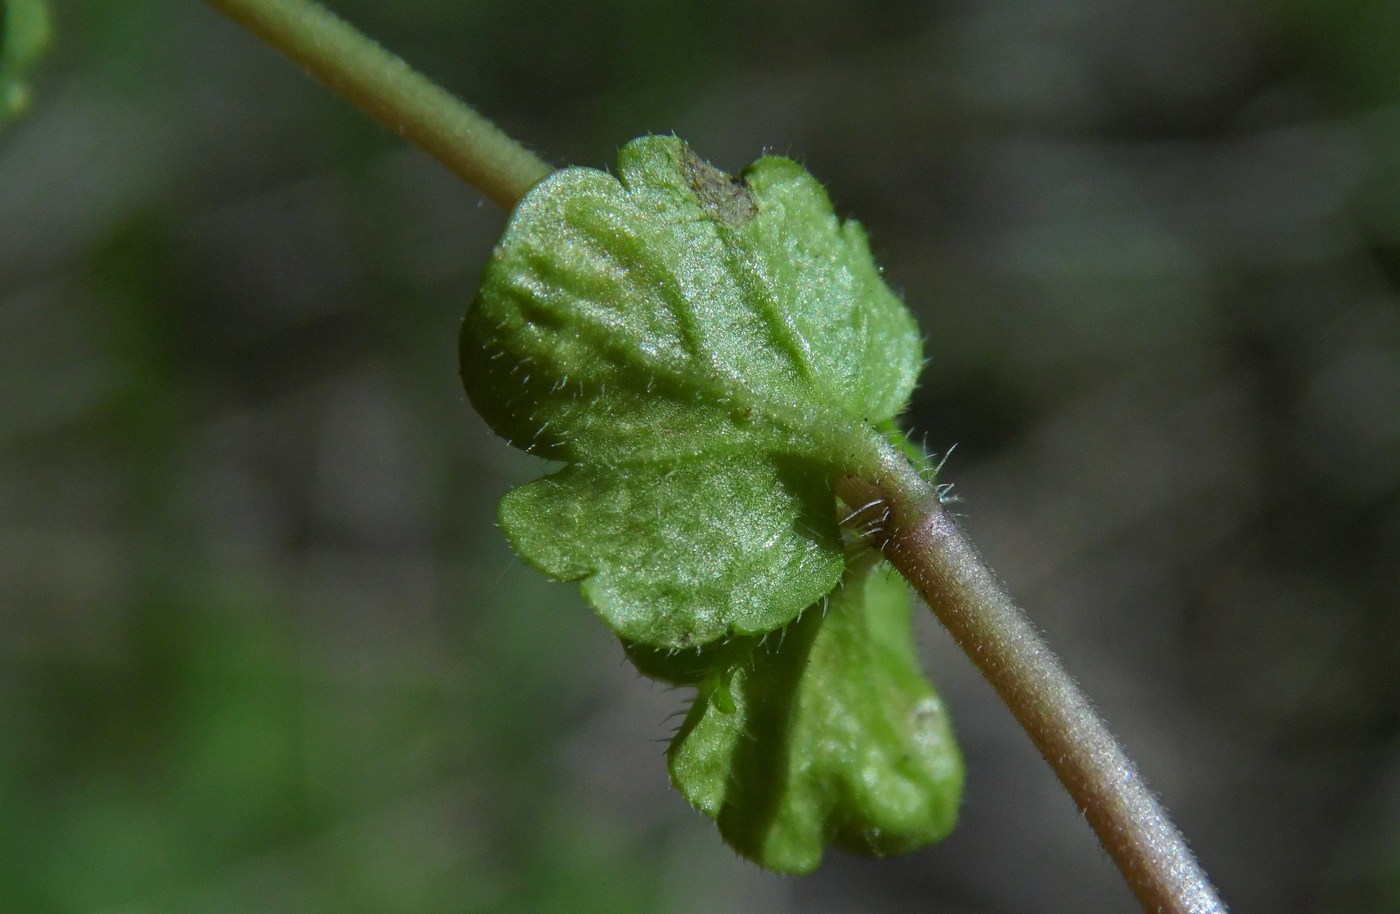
[835,464,1225,914]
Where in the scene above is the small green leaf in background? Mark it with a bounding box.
[654,557,963,874]
[461,135,922,650]
[0,0,50,126]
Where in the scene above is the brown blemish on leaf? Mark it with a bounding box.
[681,143,757,225]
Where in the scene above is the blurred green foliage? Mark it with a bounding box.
[0,1,1398,912]
[0,0,51,124]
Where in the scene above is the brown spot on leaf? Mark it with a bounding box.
[680,143,757,225]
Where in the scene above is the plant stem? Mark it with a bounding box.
[205,3,1223,906]
[203,0,552,210]
[835,458,1226,914]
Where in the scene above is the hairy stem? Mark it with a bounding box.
[835,461,1225,914]
[203,0,551,209]
[204,3,1222,906]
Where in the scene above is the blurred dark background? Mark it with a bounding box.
[2,1,1397,911]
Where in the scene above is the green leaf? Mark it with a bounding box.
[462,135,962,871]
[500,455,843,647]
[666,557,964,874]
[462,136,922,649]
[1,0,51,126]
